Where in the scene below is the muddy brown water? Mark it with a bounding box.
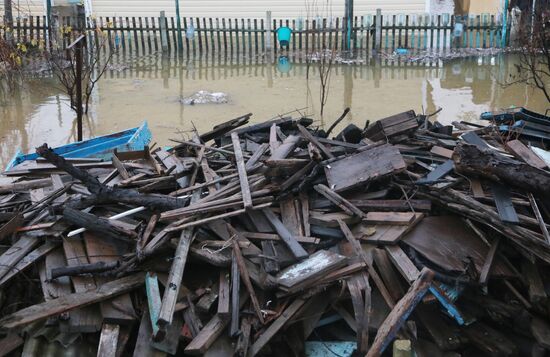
[1,53,548,168]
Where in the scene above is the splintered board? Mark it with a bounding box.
[324,144,406,192]
[276,250,347,289]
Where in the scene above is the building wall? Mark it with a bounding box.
[3,0,429,19]
[454,0,502,14]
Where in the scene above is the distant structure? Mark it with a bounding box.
[3,0,502,19]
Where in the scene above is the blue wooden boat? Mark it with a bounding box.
[481,107,550,126]
[5,121,151,171]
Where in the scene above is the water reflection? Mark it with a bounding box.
[0,53,548,167]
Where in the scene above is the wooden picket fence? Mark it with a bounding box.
[0,12,509,57]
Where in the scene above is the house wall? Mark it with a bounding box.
[4,0,429,19]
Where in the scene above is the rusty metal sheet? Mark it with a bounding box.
[402,216,512,277]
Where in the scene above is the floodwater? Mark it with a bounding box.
[1,53,549,167]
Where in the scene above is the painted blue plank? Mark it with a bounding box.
[305,342,356,357]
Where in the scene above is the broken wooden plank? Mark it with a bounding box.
[98,323,121,357]
[228,225,264,324]
[217,269,230,319]
[0,240,58,287]
[384,245,420,283]
[364,212,415,225]
[262,208,308,260]
[231,132,252,209]
[325,143,406,192]
[505,139,547,169]
[297,124,335,159]
[366,268,435,357]
[248,298,307,356]
[479,237,500,286]
[84,233,136,324]
[276,250,347,289]
[157,228,193,329]
[0,273,145,329]
[416,160,454,184]
[0,236,40,281]
[0,213,23,241]
[230,250,241,337]
[430,146,454,159]
[314,184,364,217]
[145,272,162,340]
[528,193,550,244]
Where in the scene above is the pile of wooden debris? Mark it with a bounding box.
[1,109,550,357]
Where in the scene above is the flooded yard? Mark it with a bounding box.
[0,53,548,167]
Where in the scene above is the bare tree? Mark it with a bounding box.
[507,9,550,104]
[304,0,336,117]
[47,24,114,115]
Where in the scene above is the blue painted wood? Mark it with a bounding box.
[429,285,466,326]
[481,108,550,126]
[305,341,356,357]
[145,272,162,337]
[5,121,151,171]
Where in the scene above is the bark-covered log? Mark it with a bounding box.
[453,143,550,198]
[36,144,186,211]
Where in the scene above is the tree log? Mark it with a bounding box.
[63,207,137,241]
[453,143,550,198]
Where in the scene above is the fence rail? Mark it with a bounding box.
[1,12,509,56]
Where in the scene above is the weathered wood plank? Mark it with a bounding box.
[262,208,308,260]
[158,228,193,328]
[276,250,347,289]
[97,323,121,357]
[325,144,406,192]
[366,268,435,357]
[248,298,307,356]
[364,212,415,225]
[505,139,547,169]
[0,273,145,329]
[231,132,252,208]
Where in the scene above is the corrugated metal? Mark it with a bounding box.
[2,0,429,18]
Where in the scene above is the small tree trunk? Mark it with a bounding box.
[4,0,14,45]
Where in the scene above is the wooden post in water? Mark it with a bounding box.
[344,0,354,50]
[160,11,168,52]
[175,0,184,53]
[375,8,382,50]
[266,11,272,52]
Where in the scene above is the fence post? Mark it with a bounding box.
[501,0,509,47]
[160,11,168,52]
[175,0,183,52]
[344,0,354,50]
[266,11,272,52]
[375,8,382,50]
